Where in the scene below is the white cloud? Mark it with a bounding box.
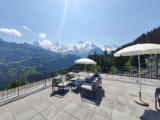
[0,28,22,37]
[38,33,47,39]
[23,26,32,31]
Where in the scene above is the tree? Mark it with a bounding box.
[6,80,19,89]
[104,49,108,56]
[6,77,28,89]
[110,66,119,74]
[131,56,146,68]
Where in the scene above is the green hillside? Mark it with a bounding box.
[117,27,160,51]
[0,39,79,89]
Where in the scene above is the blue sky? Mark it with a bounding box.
[0,0,160,46]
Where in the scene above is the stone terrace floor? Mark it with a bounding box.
[0,76,160,120]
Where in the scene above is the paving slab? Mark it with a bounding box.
[52,111,73,120]
[95,104,112,119]
[0,106,15,120]
[90,113,110,120]
[41,104,61,120]
[31,114,46,120]
[74,106,94,120]
[64,102,81,115]
[112,109,140,120]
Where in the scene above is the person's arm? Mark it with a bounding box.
[92,73,96,78]
[92,73,98,81]
[97,73,101,80]
[91,73,95,79]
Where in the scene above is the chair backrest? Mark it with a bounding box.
[52,76,62,87]
[156,88,160,97]
[66,72,79,81]
[92,78,102,90]
[67,72,75,78]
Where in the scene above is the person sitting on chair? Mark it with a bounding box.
[72,69,101,87]
[85,69,101,84]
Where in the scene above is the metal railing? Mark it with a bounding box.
[106,71,160,87]
[0,76,53,106]
[78,71,160,86]
[1,71,160,106]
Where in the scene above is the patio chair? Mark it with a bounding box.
[66,72,79,81]
[52,75,70,93]
[155,88,160,110]
[66,72,81,90]
[80,77,102,100]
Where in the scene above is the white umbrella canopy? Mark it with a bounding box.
[74,58,97,65]
[114,43,160,106]
[74,58,97,72]
[114,43,160,57]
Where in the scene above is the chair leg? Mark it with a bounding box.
[71,83,73,91]
[95,91,97,100]
[63,86,65,94]
[159,98,160,109]
[155,92,158,110]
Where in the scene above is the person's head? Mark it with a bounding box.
[94,69,98,74]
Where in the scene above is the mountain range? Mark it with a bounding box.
[0,38,117,88]
[0,39,79,88]
[34,40,117,57]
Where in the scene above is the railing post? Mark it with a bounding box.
[18,76,20,97]
[44,72,47,87]
[3,81,4,99]
[155,54,158,79]
[7,85,8,98]
[45,73,47,87]
[30,72,31,90]
[45,78,46,87]
[136,72,138,82]
[27,78,28,91]
[50,73,52,84]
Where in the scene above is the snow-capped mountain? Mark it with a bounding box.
[63,41,97,56]
[98,45,117,51]
[34,40,65,53]
[33,40,117,57]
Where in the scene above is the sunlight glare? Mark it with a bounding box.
[58,0,69,37]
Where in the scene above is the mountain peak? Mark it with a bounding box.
[34,40,117,57]
[77,41,91,44]
[33,40,65,52]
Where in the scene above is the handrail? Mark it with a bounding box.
[0,77,53,106]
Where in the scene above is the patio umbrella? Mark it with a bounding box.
[74,58,97,72]
[114,43,160,106]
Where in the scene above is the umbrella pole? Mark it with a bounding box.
[134,55,149,107]
[138,55,142,100]
[85,64,89,77]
